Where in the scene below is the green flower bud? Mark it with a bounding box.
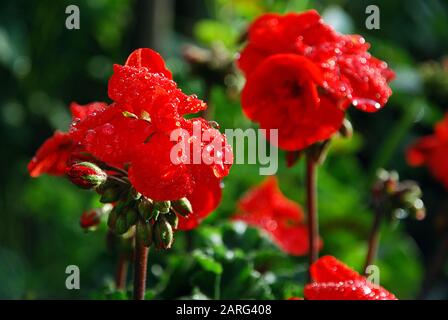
[107,209,118,230]
[115,215,129,235]
[166,211,179,230]
[138,198,154,221]
[137,221,154,247]
[154,201,171,213]
[152,209,160,221]
[171,198,193,217]
[125,208,138,227]
[154,218,173,249]
[99,185,123,203]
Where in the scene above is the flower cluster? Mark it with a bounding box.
[237,10,394,151]
[407,114,448,190]
[304,256,397,300]
[28,49,233,240]
[233,177,321,255]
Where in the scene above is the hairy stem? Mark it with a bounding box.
[133,234,149,300]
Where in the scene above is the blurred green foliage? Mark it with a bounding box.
[1,0,448,299]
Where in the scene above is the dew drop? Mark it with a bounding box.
[101,123,115,135]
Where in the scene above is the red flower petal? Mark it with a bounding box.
[310,255,364,283]
[125,48,172,79]
[128,132,194,201]
[28,131,74,177]
[70,101,108,121]
[305,256,398,300]
[71,105,154,168]
[178,169,223,230]
[304,280,397,300]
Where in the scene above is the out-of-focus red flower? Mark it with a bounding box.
[304,256,398,300]
[238,10,394,151]
[407,114,448,190]
[80,209,102,229]
[233,177,321,255]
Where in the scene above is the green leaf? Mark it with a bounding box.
[193,251,223,275]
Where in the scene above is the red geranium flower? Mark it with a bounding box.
[233,177,321,255]
[238,10,394,151]
[29,48,233,231]
[304,256,397,300]
[407,114,448,189]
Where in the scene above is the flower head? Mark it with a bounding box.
[233,177,321,255]
[29,48,233,237]
[238,10,394,151]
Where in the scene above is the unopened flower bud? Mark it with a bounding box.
[138,198,154,221]
[154,201,171,213]
[98,180,124,203]
[107,209,118,230]
[166,211,179,230]
[154,218,173,249]
[66,162,107,189]
[137,221,154,247]
[80,209,102,230]
[114,214,129,235]
[125,208,138,227]
[171,198,193,217]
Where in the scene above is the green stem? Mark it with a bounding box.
[363,208,384,274]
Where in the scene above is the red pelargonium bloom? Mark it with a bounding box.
[29,48,233,231]
[233,177,321,255]
[238,10,394,151]
[80,209,102,229]
[304,256,397,300]
[407,114,448,190]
